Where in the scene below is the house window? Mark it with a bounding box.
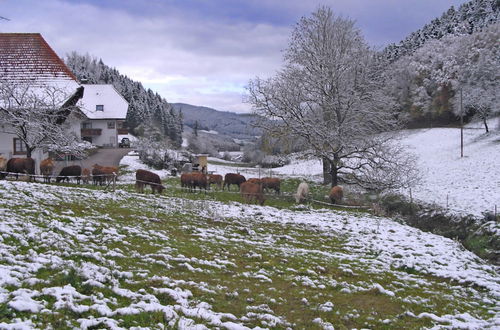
[96,105,104,111]
[13,138,27,155]
[81,122,92,129]
[107,121,116,129]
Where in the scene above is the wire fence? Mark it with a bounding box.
[0,170,372,209]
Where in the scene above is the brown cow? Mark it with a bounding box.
[0,156,7,179]
[262,177,281,194]
[329,186,343,204]
[56,165,82,184]
[240,181,265,206]
[246,178,262,184]
[208,174,223,190]
[40,158,55,183]
[136,169,164,194]
[2,158,35,181]
[181,172,207,192]
[223,173,246,191]
[82,168,91,184]
[92,164,119,184]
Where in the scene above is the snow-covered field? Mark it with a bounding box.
[400,127,500,217]
[0,180,498,328]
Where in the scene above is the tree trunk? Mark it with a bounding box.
[330,157,339,187]
[483,118,489,133]
[322,157,331,185]
[26,144,33,158]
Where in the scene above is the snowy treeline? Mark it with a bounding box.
[386,22,499,129]
[383,0,499,62]
[65,53,183,146]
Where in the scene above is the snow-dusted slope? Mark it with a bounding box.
[400,127,500,217]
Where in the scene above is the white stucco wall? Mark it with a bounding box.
[82,120,119,147]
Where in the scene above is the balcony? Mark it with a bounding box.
[81,128,102,136]
[117,128,129,135]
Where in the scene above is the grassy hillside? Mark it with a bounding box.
[0,180,498,328]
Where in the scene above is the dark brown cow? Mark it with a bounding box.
[136,169,164,194]
[223,173,246,191]
[208,174,223,190]
[329,186,343,204]
[56,165,82,184]
[92,166,104,185]
[40,158,55,183]
[262,177,281,194]
[240,181,265,206]
[2,158,35,181]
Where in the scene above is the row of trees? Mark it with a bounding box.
[246,4,498,189]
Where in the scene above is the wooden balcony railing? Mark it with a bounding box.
[117,128,129,135]
[81,128,102,136]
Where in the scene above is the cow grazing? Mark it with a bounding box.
[181,172,207,192]
[0,156,7,179]
[3,158,36,181]
[240,181,266,206]
[82,168,91,184]
[294,182,309,203]
[92,164,118,184]
[223,173,246,191]
[208,174,223,190]
[262,177,281,194]
[56,165,82,184]
[136,169,164,194]
[40,158,55,183]
[92,166,104,185]
[329,186,343,204]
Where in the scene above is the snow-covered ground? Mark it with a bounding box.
[0,180,498,328]
[400,127,500,217]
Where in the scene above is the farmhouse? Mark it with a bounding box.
[0,33,84,168]
[77,84,129,147]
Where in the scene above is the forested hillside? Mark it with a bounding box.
[383,0,499,62]
[383,0,499,128]
[66,53,183,146]
[171,102,261,140]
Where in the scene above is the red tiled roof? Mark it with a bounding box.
[0,33,77,83]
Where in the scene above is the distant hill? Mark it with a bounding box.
[171,103,261,141]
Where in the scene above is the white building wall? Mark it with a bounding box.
[83,120,118,147]
[0,129,47,174]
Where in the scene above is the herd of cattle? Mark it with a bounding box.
[0,156,344,206]
[0,156,118,185]
[135,168,343,206]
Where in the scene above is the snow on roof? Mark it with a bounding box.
[78,84,129,120]
[0,33,77,84]
[0,33,81,107]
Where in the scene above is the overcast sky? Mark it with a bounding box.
[0,0,470,113]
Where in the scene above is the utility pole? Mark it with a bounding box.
[460,88,464,158]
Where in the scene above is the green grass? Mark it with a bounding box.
[0,181,496,328]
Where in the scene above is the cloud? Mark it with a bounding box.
[0,0,470,113]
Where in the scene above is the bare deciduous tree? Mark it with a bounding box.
[247,7,419,190]
[0,82,90,158]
